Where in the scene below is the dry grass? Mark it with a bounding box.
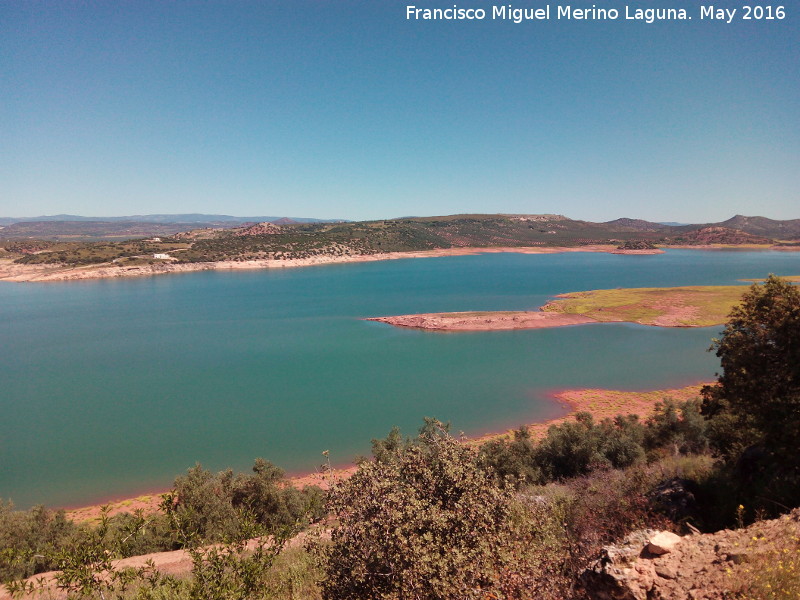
[66,494,160,524]
[724,513,800,599]
[542,285,749,327]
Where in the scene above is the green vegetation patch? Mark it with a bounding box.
[6,215,665,267]
[542,285,749,327]
[741,275,800,283]
[12,239,191,266]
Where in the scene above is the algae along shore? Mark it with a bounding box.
[367,284,765,331]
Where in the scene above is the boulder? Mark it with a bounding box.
[647,531,682,555]
[582,509,800,600]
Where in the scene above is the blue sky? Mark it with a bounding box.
[2,1,798,222]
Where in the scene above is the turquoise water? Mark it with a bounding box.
[1,249,799,508]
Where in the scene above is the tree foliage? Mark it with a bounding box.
[534,413,646,481]
[318,420,518,600]
[2,458,323,598]
[644,398,708,456]
[0,502,79,582]
[480,426,541,485]
[480,399,709,489]
[702,275,800,450]
[701,275,800,509]
[169,460,324,544]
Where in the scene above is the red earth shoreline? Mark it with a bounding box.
[63,381,711,522]
[469,381,710,446]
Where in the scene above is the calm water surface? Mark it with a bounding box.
[2,250,799,507]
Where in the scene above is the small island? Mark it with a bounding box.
[367,284,766,331]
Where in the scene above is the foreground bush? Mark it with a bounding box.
[1,458,324,597]
[0,502,81,581]
[318,421,522,600]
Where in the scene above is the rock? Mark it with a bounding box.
[647,531,682,555]
[582,508,800,600]
[654,565,677,580]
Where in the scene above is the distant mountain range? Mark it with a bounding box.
[0,214,349,240]
[0,213,798,243]
[600,215,800,240]
[0,214,345,226]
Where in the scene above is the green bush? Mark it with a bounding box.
[535,412,646,480]
[701,275,800,514]
[644,398,708,456]
[480,426,541,486]
[170,464,240,542]
[317,420,519,600]
[169,460,324,544]
[481,400,710,488]
[231,458,324,533]
[0,502,81,581]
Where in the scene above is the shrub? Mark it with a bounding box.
[644,398,709,456]
[0,502,81,582]
[171,464,240,542]
[231,458,324,533]
[480,426,541,486]
[170,461,324,544]
[317,420,518,600]
[534,413,645,481]
[481,399,711,490]
[701,275,800,513]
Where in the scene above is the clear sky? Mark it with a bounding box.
[2,1,798,222]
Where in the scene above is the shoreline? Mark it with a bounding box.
[63,381,709,523]
[366,311,599,331]
[0,245,628,283]
[3,243,792,283]
[471,382,708,446]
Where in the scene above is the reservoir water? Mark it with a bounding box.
[2,249,799,508]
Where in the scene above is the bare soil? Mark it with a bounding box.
[366,311,597,331]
